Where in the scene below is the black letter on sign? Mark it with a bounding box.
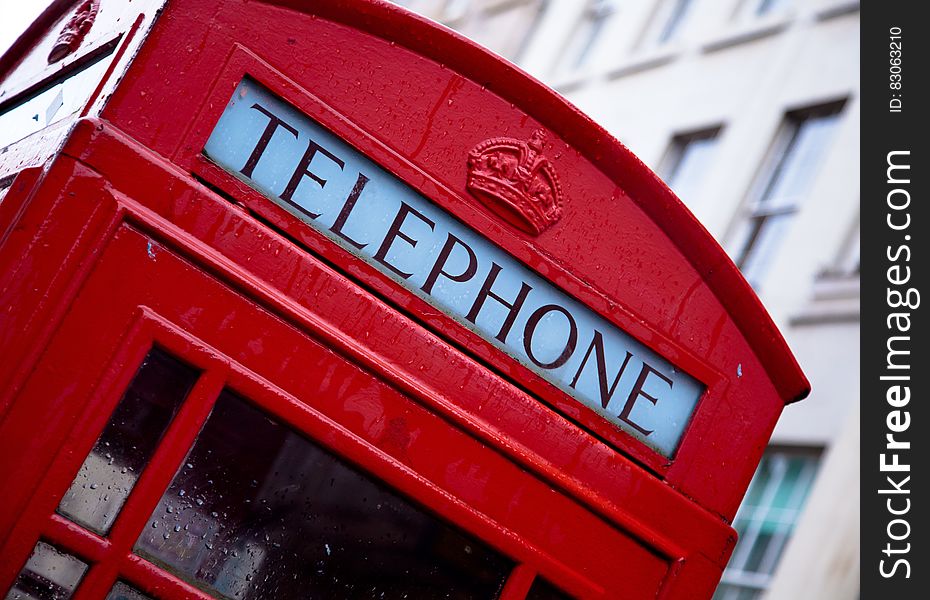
[279,139,346,218]
[465,263,532,344]
[421,233,478,295]
[373,202,436,279]
[240,103,298,178]
[569,331,633,409]
[618,363,673,436]
[523,304,578,369]
[329,173,370,250]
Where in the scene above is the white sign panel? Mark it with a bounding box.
[204,79,704,456]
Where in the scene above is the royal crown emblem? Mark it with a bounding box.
[466,130,563,235]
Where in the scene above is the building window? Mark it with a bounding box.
[659,127,722,207]
[835,220,860,276]
[715,449,821,600]
[442,0,472,22]
[730,101,845,286]
[446,0,548,62]
[646,0,695,46]
[752,0,792,17]
[558,0,620,71]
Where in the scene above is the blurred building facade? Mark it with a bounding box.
[394,1,860,598]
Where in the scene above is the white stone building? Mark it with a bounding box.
[394,1,860,598]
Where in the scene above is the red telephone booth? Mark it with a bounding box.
[0,1,809,598]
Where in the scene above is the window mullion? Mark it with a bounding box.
[728,456,787,570]
[105,368,227,555]
[122,555,215,600]
[756,122,801,204]
[757,457,819,574]
[43,514,111,564]
[735,215,767,270]
[68,368,225,599]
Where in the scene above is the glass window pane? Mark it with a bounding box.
[657,0,693,44]
[559,1,619,70]
[0,48,117,151]
[662,129,720,206]
[717,450,820,597]
[756,0,791,16]
[770,457,806,510]
[57,348,199,534]
[713,583,762,600]
[457,1,543,61]
[743,530,773,572]
[135,391,512,600]
[739,213,791,285]
[733,104,843,285]
[757,529,791,574]
[741,456,774,509]
[526,578,574,600]
[4,541,88,600]
[760,112,840,210]
[104,582,152,600]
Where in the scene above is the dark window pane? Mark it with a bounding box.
[104,582,152,600]
[4,541,88,600]
[526,578,574,600]
[657,0,692,43]
[713,583,764,600]
[136,391,512,599]
[733,104,843,285]
[58,348,199,534]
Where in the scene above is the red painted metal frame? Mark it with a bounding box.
[4,309,228,600]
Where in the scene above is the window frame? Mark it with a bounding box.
[4,309,232,599]
[729,100,847,287]
[714,446,822,599]
[641,0,695,48]
[440,0,549,62]
[555,0,620,73]
[749,0,793,18]
[658,125,723,205]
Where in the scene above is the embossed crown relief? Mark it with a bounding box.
[48,0,100,64]
[466,130,564,236]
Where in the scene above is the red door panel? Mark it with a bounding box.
[1,219,668,599]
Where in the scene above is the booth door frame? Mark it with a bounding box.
[0,216,581,600]
[0,156,674,599]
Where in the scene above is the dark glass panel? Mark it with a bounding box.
[58,348,199,533]
[525,578,574,600]
[4,541,88,600]
[104,582,152,600]
[136,391,511,599]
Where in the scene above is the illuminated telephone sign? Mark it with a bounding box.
[0,1,808,598]
[204,79,704,457]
